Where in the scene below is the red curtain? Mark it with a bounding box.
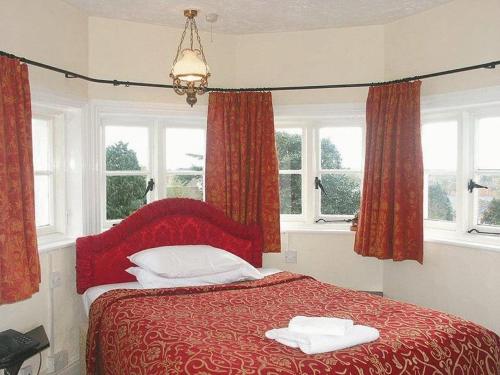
[205,92,281,252]
[0,57,40,304]
[354,81,424,263]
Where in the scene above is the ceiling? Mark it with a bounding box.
[63,0,454,34]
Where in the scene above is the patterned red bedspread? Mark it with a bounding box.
[87,272,500,374]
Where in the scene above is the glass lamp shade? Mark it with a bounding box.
[171,49,209,82]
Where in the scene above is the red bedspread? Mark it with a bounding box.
[87,272,500,374]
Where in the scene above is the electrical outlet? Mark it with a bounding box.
[19,365,33,375]
[284,250,298,264]
[50,271,62,289]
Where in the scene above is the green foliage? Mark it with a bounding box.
[106,142,146,220]
[481,198,500,225]
[275,131,360,215]
[428,183,454,221]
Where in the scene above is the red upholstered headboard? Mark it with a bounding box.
[76,198,263,294]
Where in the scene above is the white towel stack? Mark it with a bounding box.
[265,316,379,355]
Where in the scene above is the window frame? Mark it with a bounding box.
[100,115,206,229]
[161,120,207,201]
[32,109,66,237]
[421,113,462,231]
[275,123,307,222]
[33,115,57,235]
[101,117,154,227]
[468,109,500,234]
[314,121,364,221]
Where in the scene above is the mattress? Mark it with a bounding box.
[86,271,500,374]
[82,267,281,316]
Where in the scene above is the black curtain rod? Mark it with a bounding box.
[1,50,499,92]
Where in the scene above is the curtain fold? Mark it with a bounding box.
[205,92,281,252]
[0,56,40,304]
[354,81,424,263]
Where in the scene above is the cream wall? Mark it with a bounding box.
[0,247,83,375]
[264,232,383,291]
[233,26,385,105]
[384,0,500,96]
[384,243,500,334]
[87,17,237,105]
[0,0,88,98]
[1,2,500,375]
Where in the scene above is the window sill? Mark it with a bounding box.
[37,233,76,253]
[281,222,354,234]
[424,229,500,253]
[280,223,500,252]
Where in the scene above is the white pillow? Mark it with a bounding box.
[126,266,263,289]
[127,245,252,278]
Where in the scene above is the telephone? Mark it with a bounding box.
[0,329,39,365]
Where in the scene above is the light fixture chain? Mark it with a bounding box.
[193,18,208,65]
[190,19,194,50]
[172,18,189,66]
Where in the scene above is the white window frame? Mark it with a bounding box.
[32,110,66,237]
[161,120,206,201]
[100,113,206,229]
[314,120,364,221]
[468,109,500,234]
[421,113,461,231]
[101,117,154,227]
[275,107,365,226]
[275,123,307,222]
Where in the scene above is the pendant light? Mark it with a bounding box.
[170,9,210,107]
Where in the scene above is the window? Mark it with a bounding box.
[104,125,150,222]
[101,116,206,227]
[422,121,458,226]
[276,128,304,216]
[165,128,205,200]
[33,117,54,230]
[317,127,362,217]
[473,117,500,230]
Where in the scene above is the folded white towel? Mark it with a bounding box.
[289,316,354,336]
[265,325,380,355]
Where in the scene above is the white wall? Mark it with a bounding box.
[1,2,500,375]
[87,17,237,105]
[384,0,500,95]
[0,0,88,98]
[0,246,83,375]
[264,232,383,291]
[384,243,500,334]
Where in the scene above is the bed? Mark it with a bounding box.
[77,198,500,375]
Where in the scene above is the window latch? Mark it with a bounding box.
[467,179,488,193]
[314,177,328,196]
[141,178,155,199]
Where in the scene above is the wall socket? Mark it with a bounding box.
[284,250,298,264]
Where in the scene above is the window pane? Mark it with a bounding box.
[165,128,205,171]
[276,129,302,170]
[476,118,500,169]
[166,175,203,200]
[35,175,50,227]
[422,121,457,170]
[105,126,149,171]
[32,118,50,171]
[279,174,302,214]
[320,174,361,215]
[106,175,147,220]
[426,175,456,222]
[477,175,500,226]
[320,127,362,170]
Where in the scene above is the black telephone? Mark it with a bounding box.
[0,329,39,365]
